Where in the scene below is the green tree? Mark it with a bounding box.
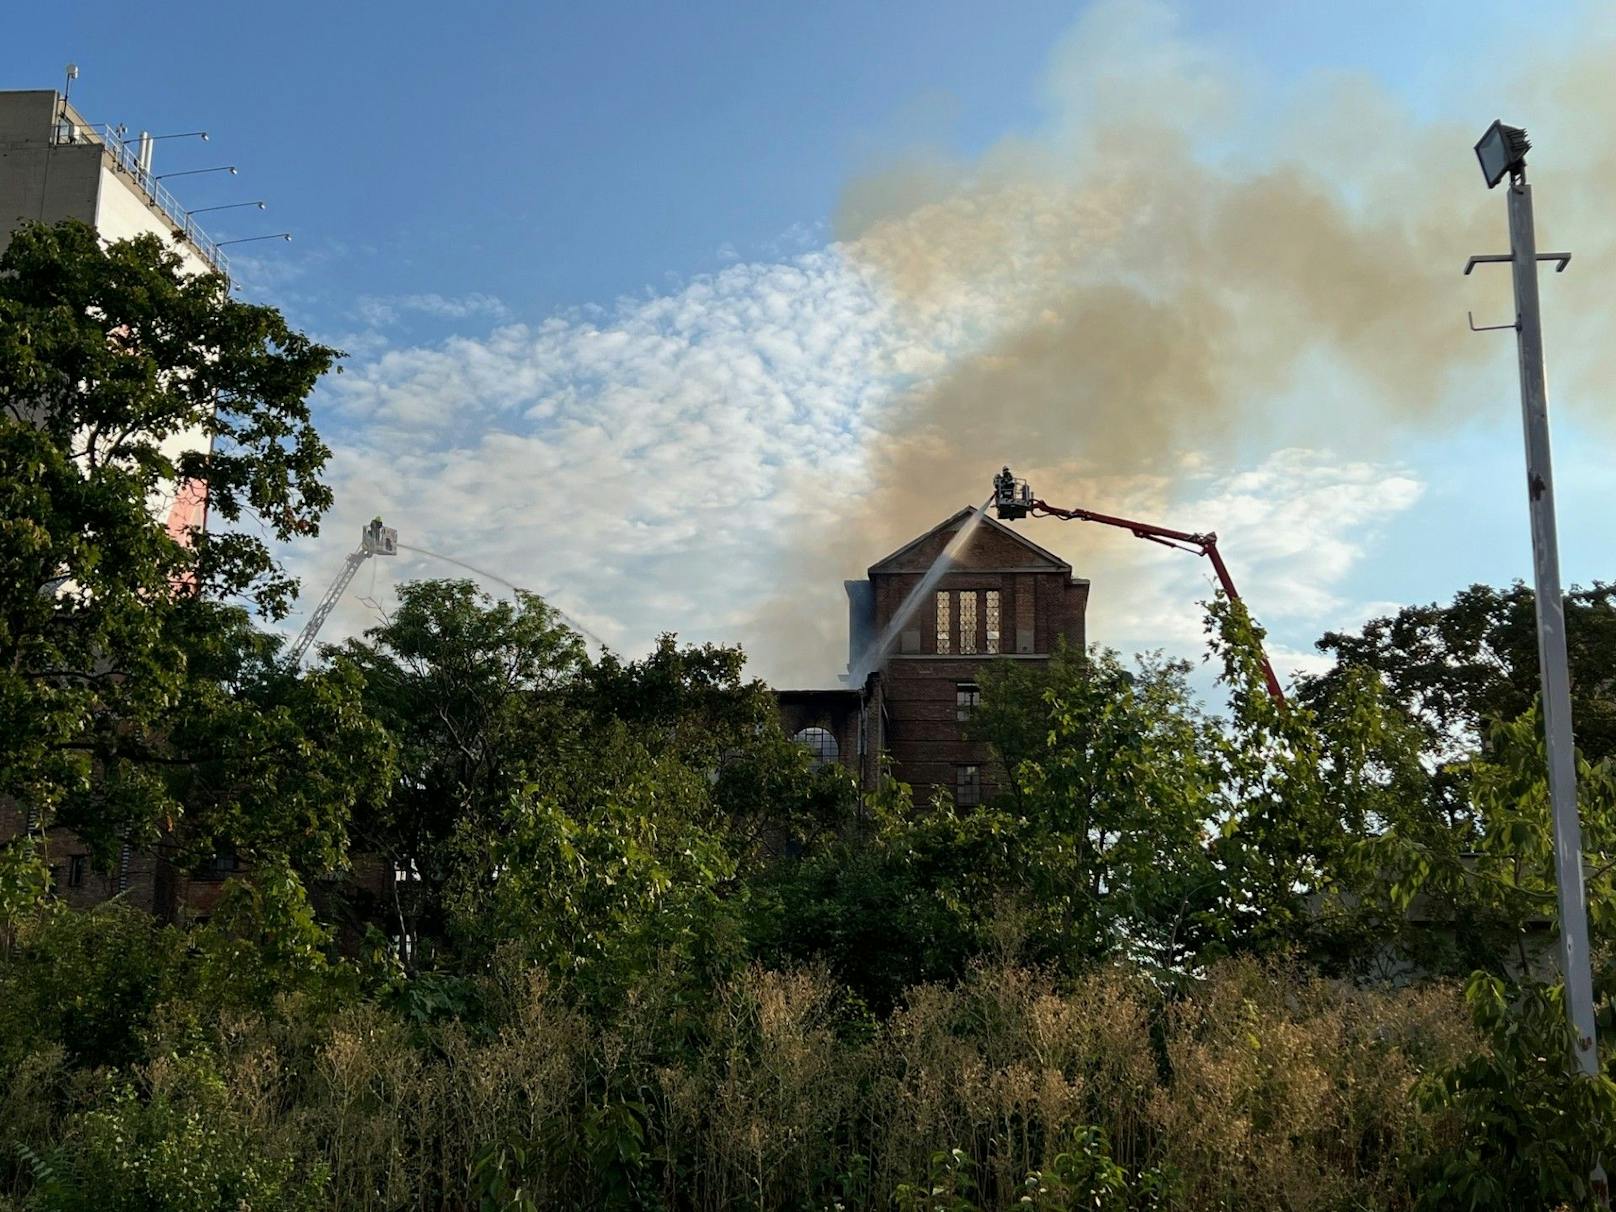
[443,631,838,1000]
[1354,706,1616,980]
[334,579,586,959]
[578,634,851,847]
[1417,973,1616,1212]
[0,219,376,872]
[1309,581,1616,769]
[973,643,1222,969]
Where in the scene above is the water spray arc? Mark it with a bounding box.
[394,542,609,652]
[849,495,993,683]
[285,521,609,665]
[992,467,1286,704]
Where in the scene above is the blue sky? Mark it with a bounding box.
[5,1,1613,689]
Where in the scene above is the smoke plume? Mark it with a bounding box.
[738,0,1616,686]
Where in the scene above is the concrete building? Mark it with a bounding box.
[1,88,222,544]
[0,89,229,270]
[781,506,1089,803]
[1,87,230,918]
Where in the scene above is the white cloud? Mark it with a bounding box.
[1067,450,1425,693]
[283,246,913,662]
[354,292,511,328]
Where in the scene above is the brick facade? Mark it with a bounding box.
[780,507,1088,805]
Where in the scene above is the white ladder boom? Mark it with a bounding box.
[286,517,397,664]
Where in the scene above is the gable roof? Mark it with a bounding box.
[867,505,1075,576]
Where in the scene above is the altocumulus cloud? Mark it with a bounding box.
[282,232,1424,689]
[287,246,915,662]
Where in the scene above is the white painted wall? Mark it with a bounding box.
[94,164,219,545]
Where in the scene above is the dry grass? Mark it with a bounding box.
[1,957,1473,1211]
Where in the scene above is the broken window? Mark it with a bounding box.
[959,591,978,654]
[956,764,981,807]
[68,855,88,888]
[935,591,951,654]
[985,590,1001,654]
[794,726,840,769]
[956,683,980,721]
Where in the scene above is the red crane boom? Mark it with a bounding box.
[992,468,1285,705]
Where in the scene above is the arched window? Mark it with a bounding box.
[793,726,840,770]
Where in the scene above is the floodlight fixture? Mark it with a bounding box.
[155,165,237,180]
[1475,119,1531,189]
[187,200,266,216]
[216,232,292,247]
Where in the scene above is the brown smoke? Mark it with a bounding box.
[739,2,1616,687]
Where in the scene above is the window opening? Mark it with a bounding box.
[935,591,951,654]
[68,855,88,888]
[200,850,239,878]
[959,591,978,654]
[793,726,840,769]
[985,591,1001,654]
[956,683,981,721]
[956,764,981,807]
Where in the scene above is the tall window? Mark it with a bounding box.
[935,591,951,654]
[985,590,1001,654]
[956,682,980,721]
[68,855,88,888]
[959,591,978,654]
[956,764,981,807]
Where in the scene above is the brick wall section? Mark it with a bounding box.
[1,795,257,921]
[777,689,868,786]
[861,509,1088,806]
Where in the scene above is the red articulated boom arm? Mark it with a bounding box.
[992,468,1286,705]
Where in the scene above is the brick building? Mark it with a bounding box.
[779,506,1088,803]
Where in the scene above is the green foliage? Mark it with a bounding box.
[0,220,374,868]
[895,1127,1181,1212]
[0,900,188,1070]
[750,770,1013,1008]
[1352,706,1616,979]
[976,644,1222,968]
[335,579,586,958]
[0,834,52,931]
[1416,973,1616,1211]
[22,1053,328,1212]
[448,736,739,999]
[894,1148,978,1212]
[1311,580,1616,766]
[470,1137,541,1212]
[191,858,353,1009]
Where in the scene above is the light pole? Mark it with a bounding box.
[1467,119,1603,1168]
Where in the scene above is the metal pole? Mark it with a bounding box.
[1506,179,1601,1079]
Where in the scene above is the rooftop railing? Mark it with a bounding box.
[55,120,231,276]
